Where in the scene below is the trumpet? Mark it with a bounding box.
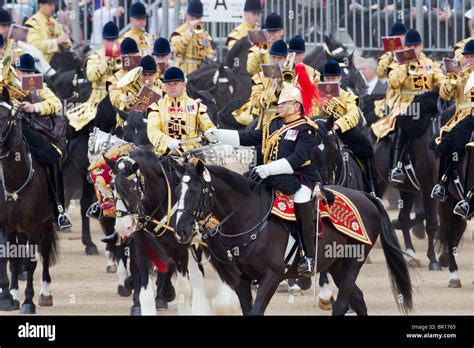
[322,97,346,119]
[109,57,122,71]
[259,42,269,53]
[193,22,204,35]
[407,63,420,76]
[282,52,296,84]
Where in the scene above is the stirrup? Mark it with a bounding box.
[86,202,103,220]
[297,257,315,277]
[431,184,447,202]
[389,166,406,184]
[453,200,473,219]
[57,213,72,230]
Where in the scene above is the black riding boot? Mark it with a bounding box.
[389,128,406,184]
[295,201,316,277]
[48,161,72,230]
[101,231,119,244]
[453,187,474,219]
[431,156,457,202]
[363,156,378,197]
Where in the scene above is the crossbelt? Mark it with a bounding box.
[400,90,430,96]
[459,102,474,109]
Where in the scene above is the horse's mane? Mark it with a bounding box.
[206,165,258,194]
[125,110,147,127]
[313,117,337,145]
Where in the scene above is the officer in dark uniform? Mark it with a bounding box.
[207,66,320,276]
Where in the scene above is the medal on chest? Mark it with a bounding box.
[284,129,299,141]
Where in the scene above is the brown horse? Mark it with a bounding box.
[0,88,59,313]
[175,161,413,315]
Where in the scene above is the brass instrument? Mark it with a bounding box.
[322,97,347,119]
[109,57,122,72]
[282,52,296,85]
[407,62,419,76]
[193,22,204,35]
[117,66,142,90]
[259,43,269,54]
[0,54,29,99]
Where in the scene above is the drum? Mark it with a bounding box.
[87,127,132,164]
[183,143,256,174]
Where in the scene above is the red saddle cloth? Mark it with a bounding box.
[271,189,372,245]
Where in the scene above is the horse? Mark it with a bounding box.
[0,89,59,314]
[174,160,413,315]
[370,91,442,270]
[109,149,240,315]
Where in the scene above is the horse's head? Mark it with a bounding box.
[0,88,17,151]
[176,159,214,244]
[313,117,341,185]
[122,110,151,147]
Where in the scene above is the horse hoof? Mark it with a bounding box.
[20,303,36,314]
[106,264,117,273]
[155,298,168,310]
[438,253,449,268]
[85,244,99,255]
[130,305,141,316]
[407,258,422,268]
[428,262,442,271]
[125,276,134,290]
[411,223,425,239]
[0,296,16,311]
[318,296,334,311]
[117,285,132,297]
[296,277,312,291]
[276,281,288,293]
[39,295,53,307]
[18,271,27,281]
[448,279,461,288]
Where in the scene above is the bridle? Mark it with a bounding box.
[0,101,22,159]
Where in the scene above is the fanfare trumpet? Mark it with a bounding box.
[193,22,204,35]
[282,52,296,84]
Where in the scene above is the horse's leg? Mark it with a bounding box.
[20,241,38,314]
[80,175,99,255]
[39,228,53,307]
[0,227,14,311]
[398,191,421,267]
[317,271,334,311]
[129,241,141,315]
[348,284,368,316]
[421,189,441,270]
[251,271,282,315]
[411,193,426,239]
[211,275,241,315]
[232,278,253,315]
[101,217,117,273]
[187,249,212,315]
[116,245,132,297]
[155,263,176,310]
[7,233,21,310]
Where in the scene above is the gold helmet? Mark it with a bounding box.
[277,84,302,106]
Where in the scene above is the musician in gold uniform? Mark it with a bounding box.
[25,0,71,63]
[226,0,262,50]
[246,12,284,76]
[371,29,445,184]
[288,35,320,85]
[170,0,216,76]
[121,2,154,56]
[377,22,407,79]
[1,53,71,229]
[152,37,173,81]
[431,40,474,219]
[66,22,122,132]
[109,55,163,127]
[319,60,377,195]
[147,67,216,155]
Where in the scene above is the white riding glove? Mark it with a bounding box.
[215,129,240,146]
[204,128,218,142]
[254,159,294,179]
[168,139,181,151]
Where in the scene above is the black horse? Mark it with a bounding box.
[370,92,442,270]
[0,89,59,313]
[175,160,413,315]
[110,150,239,314]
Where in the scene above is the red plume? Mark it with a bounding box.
[295,63,319,116]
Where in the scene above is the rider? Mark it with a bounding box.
[431,39,474,219]
[377,22,407,79]
[374,29,445,184]
[67,21,122,132]
[226,0,262,50]
[147,66,217,155]
[247,12,284,76]
[206,66,320,276]
[170,0,216,76]
[25,0,71,63]
[8,53,72,229]
[0,9,14,58]
[152,37,174,82]
[109,55,163,128]
[319,60,378,196]
[288,35,320,85]
[121,2,154,56]
[107,37,141,90]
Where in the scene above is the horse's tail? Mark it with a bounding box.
[132,229,170,275]
[39,223,60,266]
[366,194,413,314]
